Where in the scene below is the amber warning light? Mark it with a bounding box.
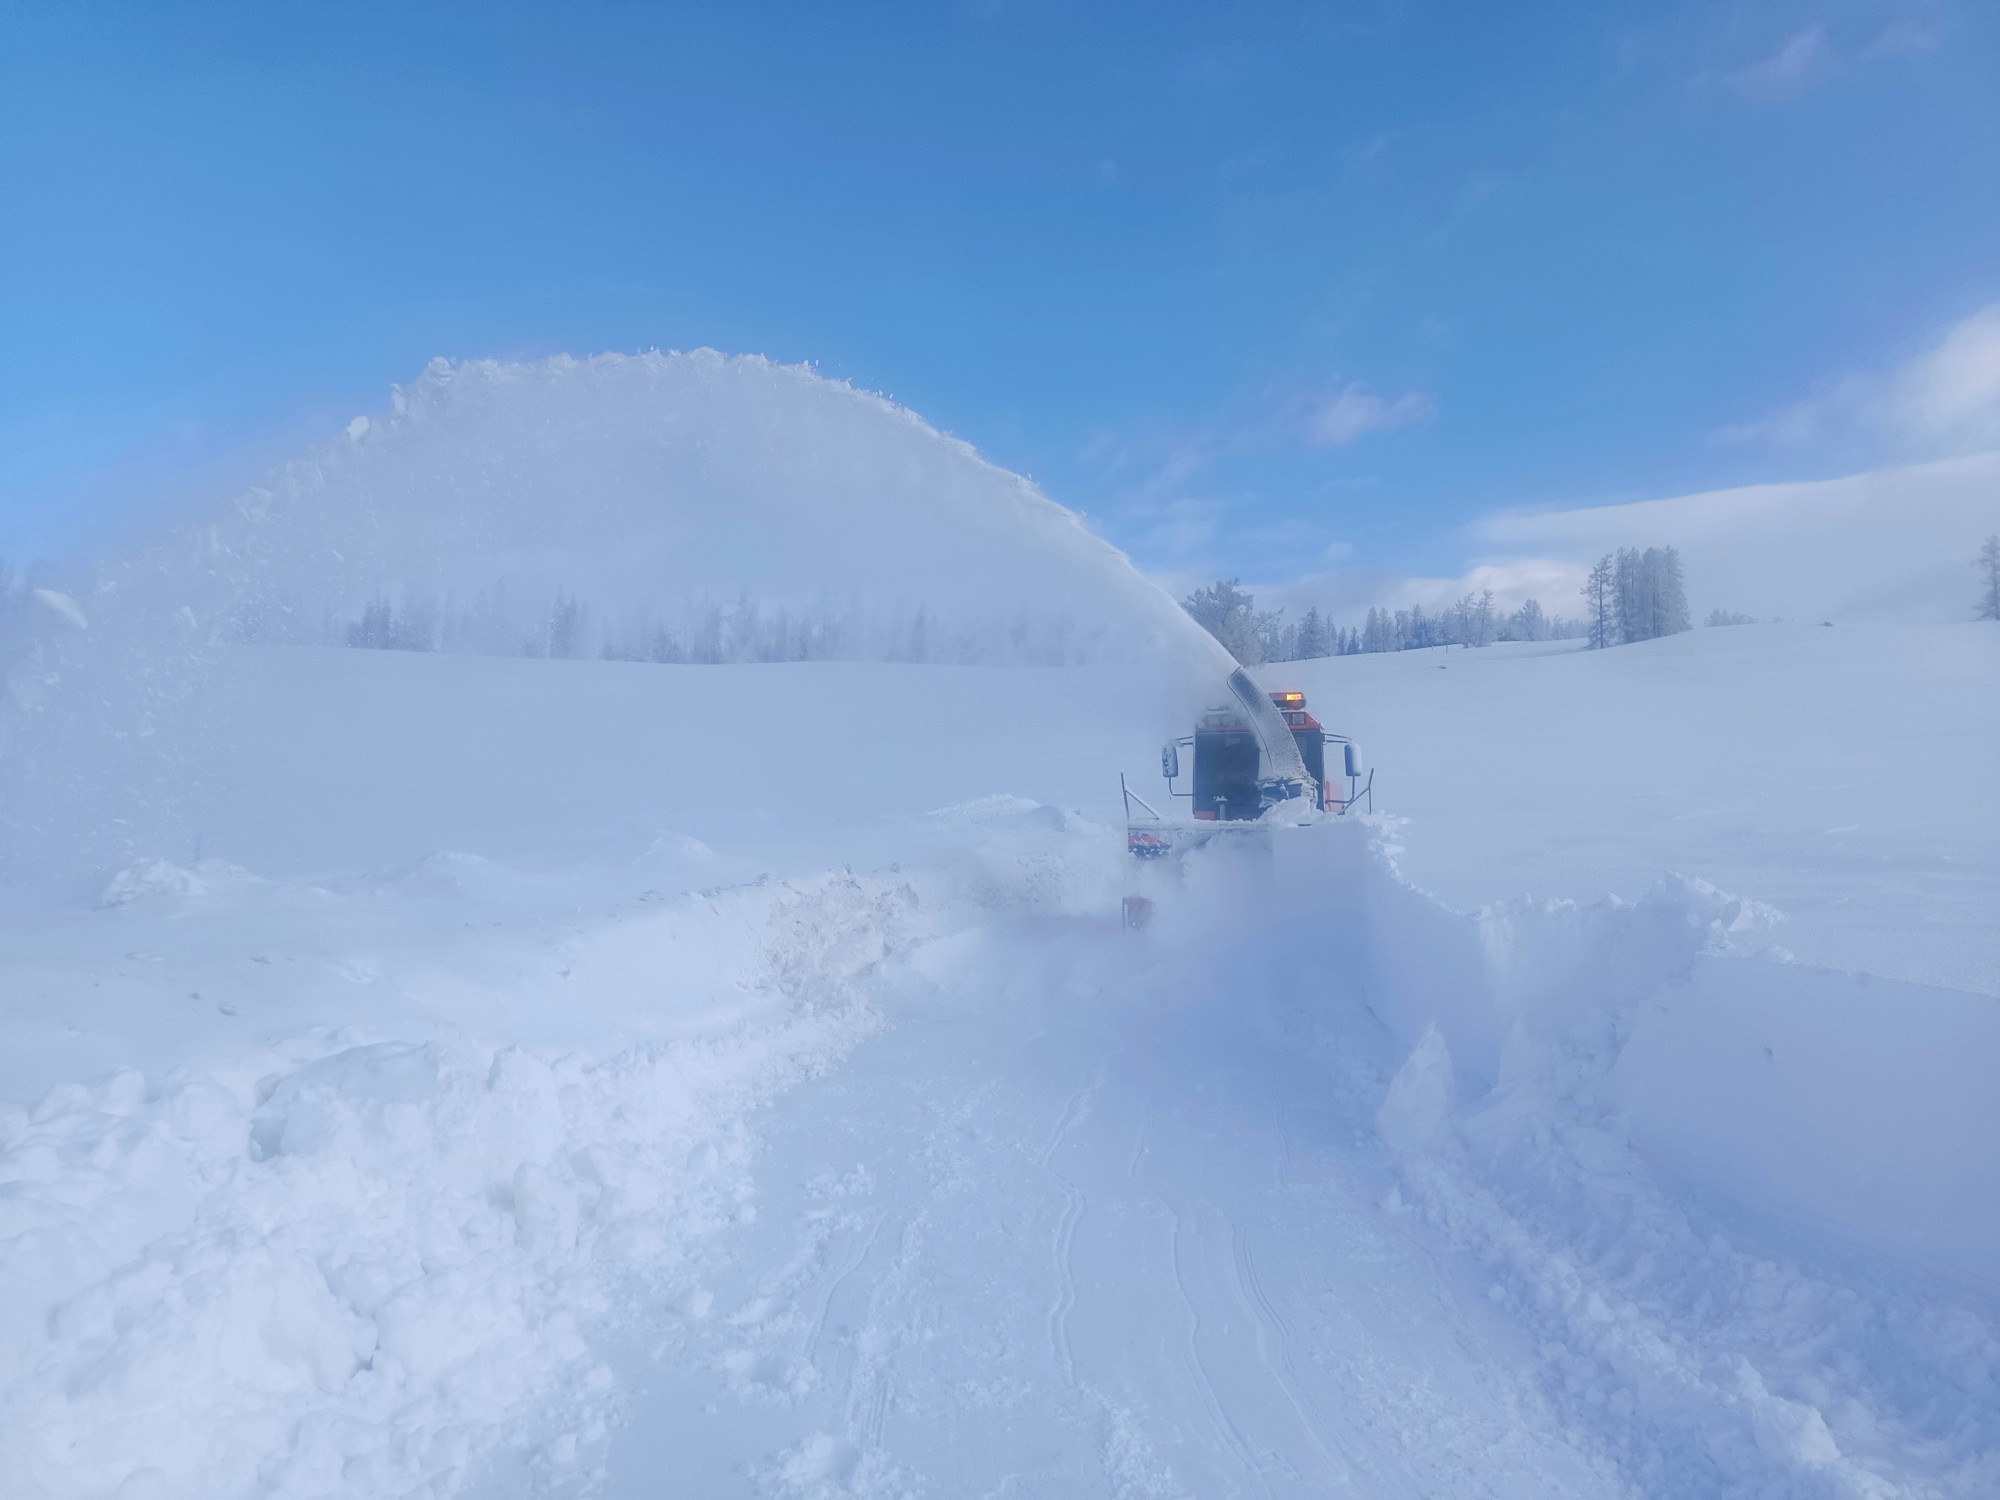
[1270,691,1306,707]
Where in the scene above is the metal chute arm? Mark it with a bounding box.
[1224,668,1311,786]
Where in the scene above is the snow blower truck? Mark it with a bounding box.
[1118,670,1372,927]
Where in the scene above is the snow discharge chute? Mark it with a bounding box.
[1225,666,1312,794]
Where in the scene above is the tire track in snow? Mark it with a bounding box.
[1222,1216,1362,1495]
[1223,1212,1444,1500]
[1048,1184,1085,1389]
[1158,1183,1277,1500]
[807,1211,885,1374]
[835,1210,925,1453]
[1037,1052,1108,1392]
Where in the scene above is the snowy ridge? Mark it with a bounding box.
[1357,840,2000,1292]
[1351,844,2000,1497]
[0,866,934,1499]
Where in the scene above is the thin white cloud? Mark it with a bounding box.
[1082,375,1436,572]
[1889,303,2000,448]
[1305,384,1435,447]
[1129,496,1223,560]
[1720,303,2000,458]
[1862,10,1946,60]
[1729,25,1834,100]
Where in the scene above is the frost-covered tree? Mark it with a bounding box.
[1181,579,1265,663]
[544,592,585,659]
[1258,609,1294,664]
[1361,606,1391,654]
[1469,589,1496,646]
[346,598,397,650]
[1645,546,1692,637]
[1598,545,1690,646]
[1294,606,1331,659]
[1505,598,1546,642]
[1978,534,2000,622]
[1583,555,1616,649]
[1705,608,1755,627]
[1613,548,1646,644]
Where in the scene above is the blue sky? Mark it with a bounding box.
[3,0,1996,585]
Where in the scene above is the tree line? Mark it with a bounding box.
[1579,545,1691,649]
[323,585,1117,667]
[1181,578,1585,665]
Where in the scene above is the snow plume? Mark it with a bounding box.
[187,352,1205,668]
[0,352,1232,882]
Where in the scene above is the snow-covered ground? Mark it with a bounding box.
[2,359,1994,1498]
[2,627,1995,1499]
[1271,623,2000,996]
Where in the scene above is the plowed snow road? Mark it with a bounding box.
[574,925,1614,1499]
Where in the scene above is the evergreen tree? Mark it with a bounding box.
[1470,588,1496,646]
[1583,555,1615,649]
[1295,606,1330,659]
[1979,534,2000,622]
[1507,598,1546,642]
[346,597,396,650]
[1613,548,1645,644]
[1181,579,1263,663]
[1257,611,1294,663]
[546,591,584,659]
[1361,606,1390,653]
[1644,546,1691,637]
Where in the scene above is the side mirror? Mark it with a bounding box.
[1343,743,1361,779]
[1161,742,1181,780]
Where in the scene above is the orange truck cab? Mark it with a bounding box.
[1183,690,1354,819]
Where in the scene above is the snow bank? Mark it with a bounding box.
[1352,841,2000,1290]
[1154,825,2000,1495]
[0,869,927,1500]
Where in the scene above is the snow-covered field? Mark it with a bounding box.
[2,628,1994,1499]
[2,360,1995,1498]
[1276,624,2000,996]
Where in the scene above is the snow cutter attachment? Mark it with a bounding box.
[1122,686,1372,861]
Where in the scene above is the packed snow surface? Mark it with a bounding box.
[1,625,1994,1500]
